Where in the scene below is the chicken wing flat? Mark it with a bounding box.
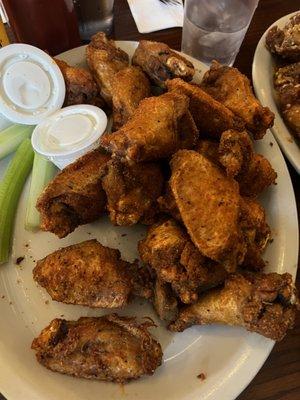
[33,240,134,308]
[166,78,245,138]
[201,61,274,139]
[266,13,300,61]
[86,32,129,104]
[153,279,178,322]
[37,149,110,238]
[132,40,195,88]
[100,92,197,162]
[112,66,151,131]
[169,272,299,341]
[101,159,164,226]
[54,58,104,108]
[169,150,245,270]
[32,314,162,383]
[219,130,277,197]
[139,219,227,304]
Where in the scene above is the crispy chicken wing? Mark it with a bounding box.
[166,78,245,138]
[169,272,299,341]
[37,149,110,238]
[32,314,162,383]
[132,40,195,88]
[86,32,129,104]
[139,219,227,304]
[101,159,164,226]
[112,66,151,131]
[169,150,245,270]
[201,61,274,139]
[33,240,135,308]
[54,58,104,107]
[100,92,198,162]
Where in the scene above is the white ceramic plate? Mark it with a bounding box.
[0,42,298,400]
[252,12,300,173]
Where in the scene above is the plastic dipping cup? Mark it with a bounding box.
[181,0,260,66]
[31,105,108,169]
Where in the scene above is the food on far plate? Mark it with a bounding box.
[37,149,110,238]
[265,13,300,61]
[201,61,275,139]
[139,219,227,304]
[273,62,300,138]
[169,272,299,341]
[167,78,245,138]
[32,314,162,383]
[100,92,198,162]
[132,40,195,87]
[111,66,151,131]
[54,58,105,108]
[86,32,129,104]
[101,159,164,226]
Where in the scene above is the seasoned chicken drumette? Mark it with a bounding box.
[32,314,162,383]
[132,40,195,88]
[100,92,198,162]
[37,149,110,238]
[101,159,164,226]
[201,61,274,139]
[169,272,299,341]
[54,58,104,107]
[86,32,129,104]
[33,240,153,308]
[139,219,227,304]
[112,66,151,131]
[166,78,245,138]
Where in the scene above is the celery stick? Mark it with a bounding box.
[0,139,34,264]
[25,153,57,231]
[0,124,35,160]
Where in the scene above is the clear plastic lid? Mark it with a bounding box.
[0,44,66,125]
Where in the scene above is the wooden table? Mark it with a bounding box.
[113,1,300,399]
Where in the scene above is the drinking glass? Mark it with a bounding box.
[181,0,260,66]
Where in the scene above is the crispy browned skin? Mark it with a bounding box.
[100,92,197,162]
[153,279,178,322]
[201,61,274,139]
[86,32,129,104]
[132,40,195,88]
[169,272,299,341]
[54,58,104,107]
[139,219,227,304]
[266,13,300,61]
[169,150,245,270]
[273,62,300,138]
[101,159,164,226]
[219,130,277,197]
[37,149,110,238]
[32,314,162,383]
[112,66,151,131]
[33,240,135,308]
[158,183,182,222]
[167,78,245,138]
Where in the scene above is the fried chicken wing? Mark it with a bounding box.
[266,13,300,61]
[112,66,151,131]
[169,272,299,341]
[37,149,110,238]
[166,78,245,138]
[139,219,227,304]
[132,40,195,88]
[54,58,104,108]
[201,61,274,139]
[86,32,129,104]
[33,240,134,308]
[100,92,197,162]
[218,130,277,196]
[32,314,162,383]
[169,150,245,270]
[101,159,164,226]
